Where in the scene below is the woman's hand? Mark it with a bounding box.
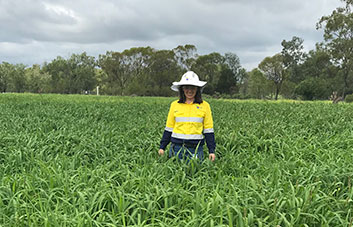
[209,153,215,161]
[158,149,165,156]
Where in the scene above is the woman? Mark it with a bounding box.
[158,71,216,161]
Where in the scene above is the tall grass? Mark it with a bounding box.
[1,93,353,226]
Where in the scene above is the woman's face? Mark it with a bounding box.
[183,85,197,100]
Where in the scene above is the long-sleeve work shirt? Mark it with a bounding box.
[159,100,216,153]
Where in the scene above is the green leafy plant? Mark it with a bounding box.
[0,93,352,226]
[344,94,353,103]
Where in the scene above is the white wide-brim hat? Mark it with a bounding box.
[171,71,207,92]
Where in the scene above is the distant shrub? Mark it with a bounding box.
[345,94,353,103]
[295,77,331,100]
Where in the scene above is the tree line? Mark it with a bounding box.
[0,46,247,97]
[1,0,352,100]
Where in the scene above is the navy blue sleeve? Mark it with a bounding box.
[204,133,216,154]
[159,130,172,150]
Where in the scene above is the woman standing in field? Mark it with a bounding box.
[158,71,216,162]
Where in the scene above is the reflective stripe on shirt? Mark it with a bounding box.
[203,128,214,133]
[165,127,173,132]
[172,132,204,140]
[175,117,203,123]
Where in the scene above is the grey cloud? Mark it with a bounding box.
[0,0,341,70]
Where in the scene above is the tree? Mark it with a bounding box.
[0,62,12,92]
[143,50,181,96]
[25,64,51,93]
[68,52,97,93]
[317,0,353,97]
[43,52,96,94]
[247,68,272,99]
[258,54,285,100]
[173,44,197,70]
[216,66,236,94]
[43,56,71,93]
[191,52,224,94]
[98,47,153,95]
[281,36,306,83]
[224,52,243,83]
[300,45,335,79]
[94,68,108,95]
[295,77,332,100]
[6,63,26,93]
[237,68,250,97]
[222,52,245,94]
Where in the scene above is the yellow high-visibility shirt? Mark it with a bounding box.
[165,100,214,140]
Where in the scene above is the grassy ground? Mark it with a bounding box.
[1,93,353,226]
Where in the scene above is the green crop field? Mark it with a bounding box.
[1,93,353,226]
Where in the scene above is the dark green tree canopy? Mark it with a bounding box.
[317,0,353,96]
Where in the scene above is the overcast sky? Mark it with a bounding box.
[0,0,342,71]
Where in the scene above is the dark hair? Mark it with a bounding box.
[178,86,203,104]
